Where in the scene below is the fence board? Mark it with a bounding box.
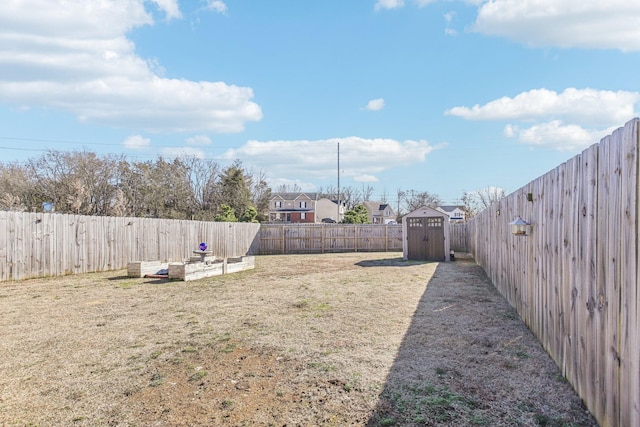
[620,119,640,427]
[606,128,623,424]
[564,156,580,387]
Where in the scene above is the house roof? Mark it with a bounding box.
[437,205,464,212]
[270,192,320,201]
[363,201,394,215]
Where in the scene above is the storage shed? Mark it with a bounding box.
[402,206,450,261]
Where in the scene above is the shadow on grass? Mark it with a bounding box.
[365,255,597,427]
[107,275,171,285]
[355,258,432,268]
[106,275,132,281]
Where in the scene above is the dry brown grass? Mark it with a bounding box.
[0,252,596,426]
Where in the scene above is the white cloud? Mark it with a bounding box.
[354,174,379,183]
[150,0,182,20]
[444,11,455,23]
[446,88,639,126]
[365,98,385,111]
[268,177,318,192]
[204,0,228,14]
[186,135,212,146]
[503,124,516,138]
[443,11,457,35]
[447,88,639,151]
[160,146,206,159]
[506,120,616,151]
[222,136,439,183]
[375,0,405,11]
[123,135,151,150]
[0,0,261,133]
[473,0,640,51]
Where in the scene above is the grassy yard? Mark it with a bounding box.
[0,253,595,426]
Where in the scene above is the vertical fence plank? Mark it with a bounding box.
[580,143,600,418]
[596,134,613,424]
[606,128,623,425]
[620,119,640,427]
[564,156,580,388]
[13,212,24,280]
[0,212,7,281]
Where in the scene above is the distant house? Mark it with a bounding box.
[363,201,396,224]
[315,198,345,223]
[436,205,466,222]
[268,193,344,223]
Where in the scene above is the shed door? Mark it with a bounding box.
[407,216,445,261]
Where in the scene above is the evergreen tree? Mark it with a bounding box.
[214,204,237,222]
[218,160,253,220]
[342,204,370,224]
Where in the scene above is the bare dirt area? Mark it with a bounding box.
[0,252,596,426]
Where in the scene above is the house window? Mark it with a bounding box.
[274,201,282,208]
[300,201,307,208]
[301,212,306,219]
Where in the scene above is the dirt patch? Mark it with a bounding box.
[0,252,596,426]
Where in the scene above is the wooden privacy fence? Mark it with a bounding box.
[258,223,403,254]
[466,118,640,427]
[0,212,260,281]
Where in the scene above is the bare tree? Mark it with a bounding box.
[461,186,506,217]
[0,163,38,211]
[359,184,375,204]
[339,186,357,210]
[109,188,128,217]
[27,150,123,215]
[275,183,302,194]
[246,169,272,222]
[380,188,389,204]
[180,157,221,220]
[402,189,441,213]
[395,188,405,218]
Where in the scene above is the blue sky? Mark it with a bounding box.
[1,0,640,205]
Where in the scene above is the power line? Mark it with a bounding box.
[0,135,124,147]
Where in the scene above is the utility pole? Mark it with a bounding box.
[337,142,340,222]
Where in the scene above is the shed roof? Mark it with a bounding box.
[404,205,448,218]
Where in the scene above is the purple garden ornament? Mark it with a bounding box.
[199,242,208,251]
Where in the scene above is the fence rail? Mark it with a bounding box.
[258,223,403,254]
[466,118,640,427]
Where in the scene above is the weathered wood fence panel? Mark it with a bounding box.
[466,118,640,427]
[0,213,260,281]
[258,224,403,255]
[449,223,467,251]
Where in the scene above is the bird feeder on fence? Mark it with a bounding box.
[509,216,531,236]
